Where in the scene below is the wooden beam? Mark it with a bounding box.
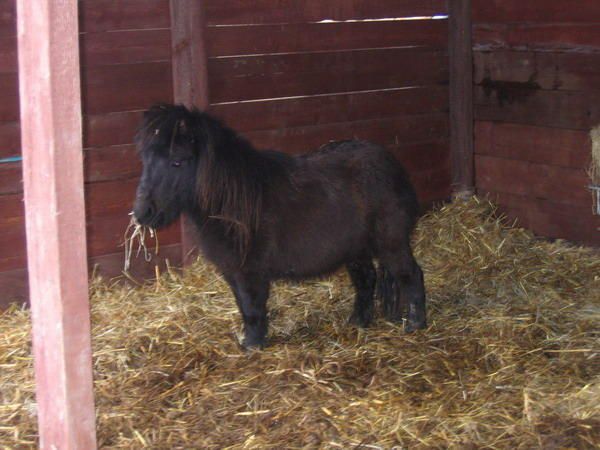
[449,0,474,197]
[170,0,209,265]
[16,1,97,448]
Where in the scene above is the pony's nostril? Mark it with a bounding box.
[133,203,154,222]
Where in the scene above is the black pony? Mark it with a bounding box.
[133,104,426,348]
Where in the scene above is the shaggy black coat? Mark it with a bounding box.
[133,104,426,348]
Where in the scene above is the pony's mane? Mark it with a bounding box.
[138,104,276,260]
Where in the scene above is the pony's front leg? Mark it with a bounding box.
[225,272,270,349]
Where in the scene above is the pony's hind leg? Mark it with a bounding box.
[346,258,376,327]
[225,272,270,349]
[379,248,426,332]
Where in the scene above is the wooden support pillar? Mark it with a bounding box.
[170,0,210,265]
[16,1,97,448]
[449,0,474,197]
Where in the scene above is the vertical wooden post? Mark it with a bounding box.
[16,1,97,448]
[170,0,210,265]
[449,0,474,197]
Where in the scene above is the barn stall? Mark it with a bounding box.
[0,0,599,448]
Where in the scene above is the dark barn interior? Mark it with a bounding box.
[0,1,599,447]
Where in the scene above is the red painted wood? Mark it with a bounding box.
[86,212,180,258]
[0,243,183,310]
[474,86,600,130]
[170,0,210,265]
[0,266,28,308]
[0,121,20,157]
[80,29,171,68]
[474,23,600,52]
[0,35,17,73]
[81,62,173,115]
[83,111,143,148]
[211,86,449,133]
[79,0,170,32]
[449,0,474,196]
[1,146,142,195]
[0,0,16,38]
[206,0,448,25]
[208,48,448,103]
[0,72,19,121]
[479,190,600,246]
[474,51,600,92]
[84,145,141,183]
[472,0,600,24]
[206,19,447,57]
[0,161,21,194]
[244,113,449,154]
[475,155,592,207]
[474,121,591,169]
[16,0,97,447]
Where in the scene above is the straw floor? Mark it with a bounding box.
[1,197,599,449]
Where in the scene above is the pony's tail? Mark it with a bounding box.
[375,266,407,321]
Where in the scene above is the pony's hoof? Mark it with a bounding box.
[404,319,427,333]
[241,336,266,351]
[348,311,372,328]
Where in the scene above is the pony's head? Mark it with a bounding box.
[133,104,203,228]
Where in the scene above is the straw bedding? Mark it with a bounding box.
[1,197,599,449]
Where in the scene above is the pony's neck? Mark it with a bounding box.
[195,115,266,256]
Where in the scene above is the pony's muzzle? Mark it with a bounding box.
[133,200,156,225]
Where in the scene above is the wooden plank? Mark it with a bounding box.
[206,19,448,57]
[0,267,28,308]
[170,0,210,265]
[81,62,173,115]
[473,23,600,53]
[80,29,171,68]
[84,145,141,183]
[449,0,473,196]
[0,161,21,193]
[206,0,448,25]
[0,0,15,38]
[0,243,184,310]
[0,72,19,122]
[84,111,142,148]
[211,86,449,133]
[390,139,449,174]
[0,145,142,195]
[209,48,448,103]
[0,120,20,157]
[412,164,452,204]
[475,121,591,169]
[0,223,25,271]
[3,29,172,75]
[472,0,600,24]
[245,113,449,154]
[86,211,180,258]
[479,190,600,246]
[89,243,182,283]
[85,177,140,217]
[16,1,97,447]
[0,35,17,73]
[474,51,600,92]
[79,0,170,32]
[475,155,592,207]
[474,86,600,130]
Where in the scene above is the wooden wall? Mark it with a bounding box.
[0,0,451,306]
[0,0,180,306]
[204,0,451,206]
[472,0,600,246]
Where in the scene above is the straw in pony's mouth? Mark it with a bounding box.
[122,211,159,272]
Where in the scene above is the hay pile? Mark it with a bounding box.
[1,197,599,449]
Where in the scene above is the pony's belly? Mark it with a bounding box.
[268,231,369,280]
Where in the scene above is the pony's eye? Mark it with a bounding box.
[171,160,182,168]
